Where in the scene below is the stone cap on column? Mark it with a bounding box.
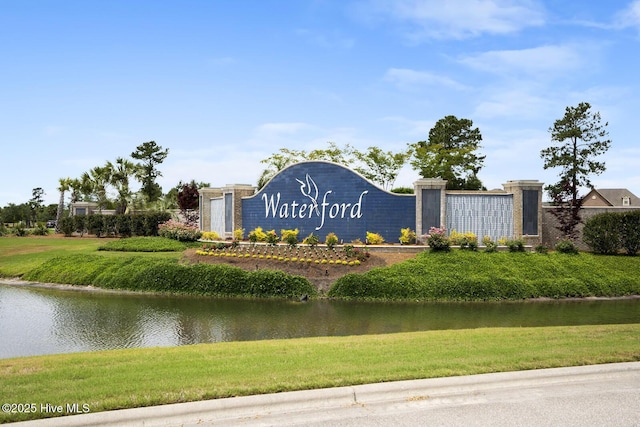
[414,178,448,190]
[502,180,544,192]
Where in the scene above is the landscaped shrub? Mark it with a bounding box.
[325,232,339,249]
[59,217,74,236]
[482,235,498,253]
[248,226,267,242]
[554,239,579,254]
[534,244,549,254]
[425,227,450,252]
[115,214,132,237]
[450,230,478,250]
[505,238,525,253]
[265,229,279,245]
[583,212,622,255]
[583,211,640,256]
[158,220,202,242]
[302,233,319,247]
[32,222,49,236]
[73,215,87,236]
[620,211,640,255]
[84,214,99,236]
[366,231,385,245]
[399,227,416,245]
[102,215,117,236]
[12,223,29,236]
[233,228,245,241]
[201,231,221,241]
[281,228,299,247]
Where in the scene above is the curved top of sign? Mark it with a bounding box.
[245,160,412,200]
[241,161,416,241]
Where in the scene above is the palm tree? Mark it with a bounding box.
[68,177,86,205]
[82,165,112,212]
[108,157,139,214]
[54,177,72,233]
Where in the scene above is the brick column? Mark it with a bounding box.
[198,187,223,231]
[502,180,544,245]
[414,178,447,241]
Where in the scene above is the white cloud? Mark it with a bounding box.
[459,44,584,77]
[362,0,545,40]
[384,68,467,90]
[614,0,640,29]
[473,88,555,120]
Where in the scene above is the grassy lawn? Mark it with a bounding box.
[1,324,639,423]
[0,236,181,277]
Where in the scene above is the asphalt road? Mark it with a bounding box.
[9,362,640,427]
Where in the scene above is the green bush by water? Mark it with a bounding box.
[23,254,317,298]
[328,250,640,301]
[583,211,640,255]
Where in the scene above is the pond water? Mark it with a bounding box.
[1,283,639,359]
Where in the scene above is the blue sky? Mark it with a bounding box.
[2,0,640,207]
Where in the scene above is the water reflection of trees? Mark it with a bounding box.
[17,287,640,357]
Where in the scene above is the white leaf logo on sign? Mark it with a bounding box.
[295,173,320,216]
[261,172,368,230]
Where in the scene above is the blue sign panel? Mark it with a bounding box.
[242,161,415,243]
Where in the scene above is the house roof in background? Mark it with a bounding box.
[586,188,639,206]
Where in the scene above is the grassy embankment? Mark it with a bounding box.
[3,235,640,300]
[330,250,640,300]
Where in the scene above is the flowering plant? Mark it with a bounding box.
[265,229,279,246]
[424,226,450,252]
[158,220,202,242]
[325,232,339,249]
[281,228,299,247]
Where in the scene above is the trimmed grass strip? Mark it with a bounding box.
[1,324,639,423]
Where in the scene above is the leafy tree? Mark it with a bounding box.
[258,148,305,189]
[409,115,485,190]
[307,142,355,165]
[257,143,355,189]
[177,181,201,226]
[28,187,45,227]
[131,141,169,202]
[353,146,412,190]
[3,203,29,225]
[540,102,611,240]
[40,204,57,222]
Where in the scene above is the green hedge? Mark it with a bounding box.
[23,254,317,298]
[59,212,172,238]
[328,250,640,301]
[583,211,640,255]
